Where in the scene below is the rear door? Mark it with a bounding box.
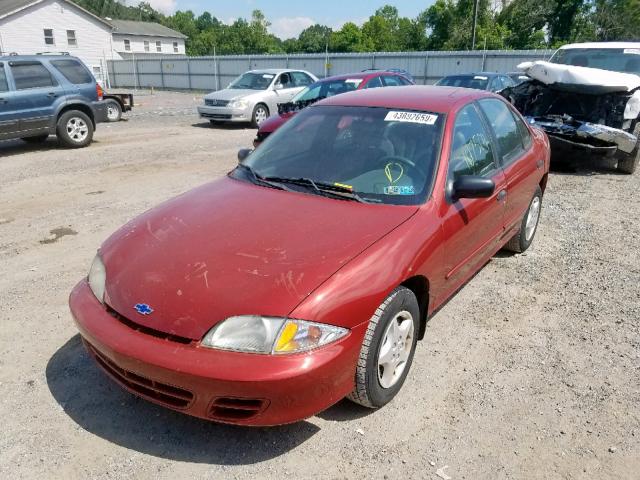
[9,60,65,135]
[477,98,540,235]
[49,58,96,101]
[439,102,507,296]
[0,62,18,139]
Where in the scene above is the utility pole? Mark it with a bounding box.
[471,0,479,50]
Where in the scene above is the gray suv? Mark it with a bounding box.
[0,54,108,148]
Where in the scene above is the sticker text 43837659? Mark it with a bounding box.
[384,111,438,125]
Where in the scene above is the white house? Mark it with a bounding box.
[0,0,187,84]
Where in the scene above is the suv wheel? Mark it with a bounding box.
[105,99,122,122]
[56,110,93,148]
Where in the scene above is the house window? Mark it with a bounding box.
[173,41,178,53]
[44,29,54,45]
[144,40,149,52]
[156,41,162,52]
[67,30,77,46]
[124,39,131,51]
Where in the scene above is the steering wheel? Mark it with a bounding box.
[378,155,427,179]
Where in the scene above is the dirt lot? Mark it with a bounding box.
[0,91,638,479]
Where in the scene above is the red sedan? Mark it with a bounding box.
[69,86,550,426]
[253,70,413,147]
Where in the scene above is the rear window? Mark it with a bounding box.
[9,62,56,90]
[551,47,640,74]
[51,59,93,84]
[437,75,489,90]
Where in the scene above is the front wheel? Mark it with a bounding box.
[56,110,94,148]
[251,104,269,128]
[348,287,420,408]
[504,186,543,253]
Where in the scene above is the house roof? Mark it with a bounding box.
[0,0,112,28]
[110,19,187,39]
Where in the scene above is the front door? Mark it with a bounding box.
[0,62,18,139]
[439,102,507,300]
[8,61,65,135]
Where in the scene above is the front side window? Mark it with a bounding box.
[51,59,93,84]
[124,39,131,51]
[478,98,523,163]
[0,64,9,92]
[381,75,404,87]
[67,30,77,46]
[363,76,383,89]
[156,41,162,52]
[449,103,496,181]
[240,105,446,205]
[173,41,178,53]
[10,62,56,90]
[144,40,150,52]
[44,29,54,45]
[292,78,361,103]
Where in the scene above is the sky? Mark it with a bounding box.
[133,0,435,39]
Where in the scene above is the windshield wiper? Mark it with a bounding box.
[262,176,372,203]
[235,164,292,191]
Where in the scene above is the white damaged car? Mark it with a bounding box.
[198,69,317,127]
[502,42,640,174]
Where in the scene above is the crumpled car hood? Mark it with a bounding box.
[100,177,418,340]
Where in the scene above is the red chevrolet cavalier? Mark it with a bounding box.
[69,86,550,426]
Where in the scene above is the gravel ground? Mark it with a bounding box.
[0,91,638,480]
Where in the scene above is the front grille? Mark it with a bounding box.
[106,306,192,344]
[205,99,229,107]
[85,340,194,409]
[208,397,268,421]
[201,113,232,120]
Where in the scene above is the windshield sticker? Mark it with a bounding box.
[333,182,353,190]
[474,75,489,80]
[384,163,404,183]
[624,49,640,55]
[384,111,438,125]
[345,79,363,85]
[262,74,274,79]
[384,185,415,195]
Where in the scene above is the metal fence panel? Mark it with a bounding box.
[107,50,554,90]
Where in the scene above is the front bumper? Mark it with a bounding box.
[69,280,364,426]
[197,105,252,122]
[92,101,109,125]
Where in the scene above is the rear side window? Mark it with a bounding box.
[51,59,93,84]
[478,98,524,163]
[10,62,56,90]
[291,71,313,87]
[449,103,497,180]
[0,64,8,92]
[363,76,383,89]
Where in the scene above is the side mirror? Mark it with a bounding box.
[451,175,495,199]
[237,148,253,163]
[274,83,283,91]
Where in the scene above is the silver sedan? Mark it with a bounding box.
[198,69,318,127]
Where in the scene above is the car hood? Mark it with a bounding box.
[101,177,417,340]
[204,88,266,101]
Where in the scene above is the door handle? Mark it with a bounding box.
[0,98,7,104]
[47,92,58,97]
[497,189,507,201]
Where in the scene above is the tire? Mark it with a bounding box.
[617,123,640,174]
[504,185,543,253]
[56,110,94,148]
[251,104,269,128]
[348,286,420,408]
[21,135,49,143]
[105,99,122,122]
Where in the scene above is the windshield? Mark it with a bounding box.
[237,105,445,205]
[228,72,275,90]
[436,75,489,90]
[291,78,364,103]
[551,48,640,75]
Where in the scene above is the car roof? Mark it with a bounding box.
[314,71,397,83]
[314,85,494,114]
[441,72,501,78]
[559,42,640,50]
[246,68,307,74]
[0,54,78,61]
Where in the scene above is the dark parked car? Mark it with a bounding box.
[0,54,107,148]
[70,86,550,426]
[436,72,517,92]
[254,71,414,147]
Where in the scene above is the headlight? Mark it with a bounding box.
[88,254,106,303]
[201,316,348,354]
[228,98,249,109]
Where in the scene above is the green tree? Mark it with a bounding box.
[330,22,372,52]
[298,24,332,53]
